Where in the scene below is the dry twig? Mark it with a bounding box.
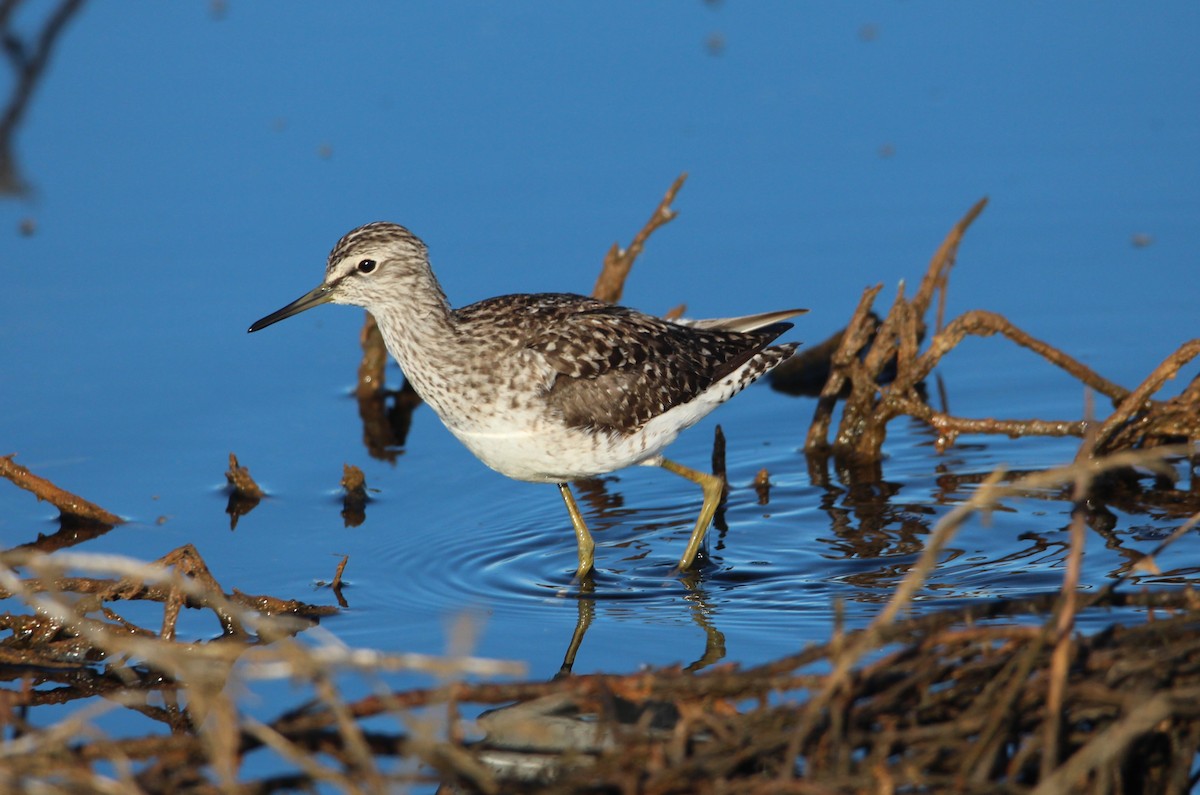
[796,198,1199,469]
[592,173,688,304]
[0,453,123,526]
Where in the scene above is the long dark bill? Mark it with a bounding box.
[248,284,334,333]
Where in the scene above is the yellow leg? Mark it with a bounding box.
[658,458,725,571]
[558,483,595,578]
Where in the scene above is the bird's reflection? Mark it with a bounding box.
[678,569,726,672]
[555,567,727,677]
[555,575,595,679]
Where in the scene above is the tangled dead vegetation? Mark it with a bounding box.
[769,197,1200,464]
[2,451,1198,793]
[3,177,1199,792]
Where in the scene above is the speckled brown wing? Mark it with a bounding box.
[463,293,794,434]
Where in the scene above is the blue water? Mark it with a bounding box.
[2,0,1198,773]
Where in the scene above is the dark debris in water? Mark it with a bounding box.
[223,452,262,530]
[753,467,771,505]
[340,464,368,527]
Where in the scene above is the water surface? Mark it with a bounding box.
[2,0,1197,722]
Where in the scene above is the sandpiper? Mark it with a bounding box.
[249,222,804,576]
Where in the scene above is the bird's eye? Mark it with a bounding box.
[357,259,377,274]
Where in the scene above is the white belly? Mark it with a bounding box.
[446,424,655,482]
[443,389,727,483]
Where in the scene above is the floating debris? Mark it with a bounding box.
[341,464,368,527]
[754,467,771,505]
[224,453,262,530]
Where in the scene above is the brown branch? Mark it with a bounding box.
[911,197,988,320]
[896,396,1088,451]
[769,314,870,397]
[804,284,883,454]
[914,310,1130,403]
[753,468,771,505]
[891,292,921,393]
[0,453,123,526]
[860,282,908,380]
[1092,339,1200,455]
[0,547,336,623]
[799,199,1196,465]
[1041,507,1085,779]
[330,555,349,608]
[1031,691,1179,795]
[355,312,388,399]
[8,577,1197,792]
[592,173,688,303]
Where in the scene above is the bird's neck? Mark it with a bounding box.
[367,272,461,403]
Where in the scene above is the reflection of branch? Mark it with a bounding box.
[0,0,87,195]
